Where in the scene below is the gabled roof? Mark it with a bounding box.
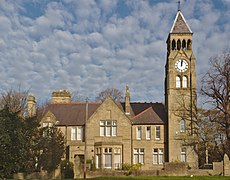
[38,101,167,126]
[170,10,192,34]
[131,107,164,125]
[38,102,101,126]
[120,102,167,124]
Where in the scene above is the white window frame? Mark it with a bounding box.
[134,148,144,164]
[100,120,117,137]
[180,119,186,132]
[182,76,188,88]
[114,148,121,169]
[103,147,112,169]
[181,147,186,162]
[136,126,142,140]
[155,126,161,140]
[100,121,105,136]
[106,121,111,136]
[112,121,117,136]
[153,148,164,164]
[146,126,151,140]
[71,127,77,141]
[42,122,53,127]
[176,76,181,88]
[77,127,83,140]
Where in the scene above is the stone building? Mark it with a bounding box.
[28,9,198,174]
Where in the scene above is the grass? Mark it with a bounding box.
[89,176,230,180]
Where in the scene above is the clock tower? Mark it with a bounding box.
[165,9,198,167]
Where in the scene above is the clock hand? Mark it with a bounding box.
[181,60,183,67]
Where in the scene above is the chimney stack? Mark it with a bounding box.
[28,95,36,117]
[51,90,71,103]
[125,85,130,115]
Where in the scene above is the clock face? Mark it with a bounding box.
[175,59,188,72]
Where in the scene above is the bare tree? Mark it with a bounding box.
[0,87,28,115]
[201,52,230,157]
[174,92,223,166]
[95,88,124,102]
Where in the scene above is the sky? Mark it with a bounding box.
[0,0,229,104]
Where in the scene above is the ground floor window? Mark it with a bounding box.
[95,146,121,169]
[114,148,121,169]
[153,148,164,164]
[95,148,101,169]
[103,147,112,168]
[181,147,186,162]
[134,148,144,164]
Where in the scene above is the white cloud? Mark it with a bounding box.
[0,0,229,104]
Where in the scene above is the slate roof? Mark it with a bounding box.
[131,107,164,125]
[38,101,167,126]
[170,10,192,34]
[38,102,101,126]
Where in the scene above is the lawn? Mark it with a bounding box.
[89,176,230,180]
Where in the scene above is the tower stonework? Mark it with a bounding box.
[165,10,198,167]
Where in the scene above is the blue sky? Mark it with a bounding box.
[0,0,229,104]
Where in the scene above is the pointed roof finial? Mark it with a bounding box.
[177,0,181,11]
[126,84,130,96]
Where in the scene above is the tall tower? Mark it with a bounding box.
[165,9,197,167]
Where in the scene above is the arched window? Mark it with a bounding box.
[182,39,186,50]
[182,76,188,88]
[176,76,181,88]
[180,119,186,132]
[177,39,181,50]
[187,39,192,50]
[172,39,176,50]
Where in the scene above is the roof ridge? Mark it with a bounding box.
[131,106,153,120]
[50,102,101,105]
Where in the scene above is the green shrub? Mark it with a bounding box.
[60,160,74,179]
[122,163,141,176]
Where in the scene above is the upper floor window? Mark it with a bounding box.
[42,122,53,128]
[77,127,83,140]
[172,39,176,50]
[134,148,144,164]
[176,76,181,88]
[136,126,142,140]
[71,127,83,141]
[182,76,188,88]
[182,39,186,50]
[71,128,77,140]
[181,147,187,162]
[155,126,160,140]
[146,126,151,140]
[100,120,117,137]
[42,122,53,137]
[180,119,186,132]
[187,39,192,50]
[177,39,181,50]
